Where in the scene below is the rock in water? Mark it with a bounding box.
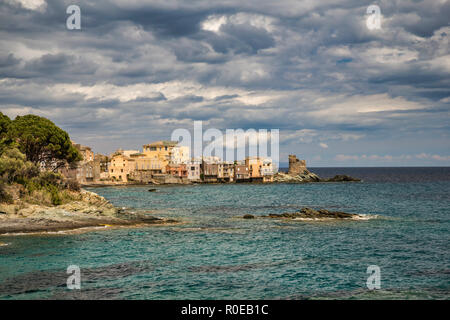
[265,207,360,220]
[243,214,255,219]
[324,175,361,182]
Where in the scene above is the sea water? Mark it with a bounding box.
[0,167,449,299]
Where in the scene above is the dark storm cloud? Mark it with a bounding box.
[205,23,275,54]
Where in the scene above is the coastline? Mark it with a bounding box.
[0,189,178,236]
[0,170,360,236]
[80,171,361,187]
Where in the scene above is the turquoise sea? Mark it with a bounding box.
[0,167,449,299]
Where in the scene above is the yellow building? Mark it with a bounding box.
[131,154,164,173]
[72,142,94,164]
[109,153,135,182]
[245,157,263,178]
[245,157,274,182]
[142,140,178,172]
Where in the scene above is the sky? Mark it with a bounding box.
[0,0,449,166]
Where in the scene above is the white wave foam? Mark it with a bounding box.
[1,225,110,236]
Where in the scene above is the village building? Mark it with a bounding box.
[246,157,263,181]
[166,164,188,178]
[171,145,190,164]
[261,158,274,182]
[59,142,96,184]
[122,149,140,157]
[93,154,110,181]
[187,163,201,181]
[234,164,250,181]
[77,144,94,163]
[218,162,234,182]
[131,153,164,173]
[202,156,221,164]
[202,163,219,182]
[142,140,178,172]
[108,152,135,182]
[61,139,275,185]
[245,157,274,182]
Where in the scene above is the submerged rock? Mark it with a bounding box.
[323,175,361,182]
[265,207,360,220]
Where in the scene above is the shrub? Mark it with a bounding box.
[38,171,62,186]
[46,184,62,206]
[0,145,82,207]
[64,178,80,191]
[0,148,39,183]
[0,182,12,203]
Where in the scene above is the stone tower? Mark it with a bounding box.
[288,155,307,176]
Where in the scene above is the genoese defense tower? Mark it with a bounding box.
[288,155,307,176]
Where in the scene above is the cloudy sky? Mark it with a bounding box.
[0,0,449,166]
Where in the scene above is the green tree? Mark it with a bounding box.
[8,115,81,170]
[0,112,12,155]
[0,112,11,138]
[0,147,39,184]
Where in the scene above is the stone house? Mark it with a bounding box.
[109,153,135,182]
[187,163,201,181]
[234,164,250,181]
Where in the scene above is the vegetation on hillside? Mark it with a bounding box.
[0,112,81,205]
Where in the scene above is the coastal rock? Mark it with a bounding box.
[243,214,255,219]
[273,171,361,183]
[265,207,361,220]
[273,170,321,183]
[0,189,178,235]
[323,175,361,182]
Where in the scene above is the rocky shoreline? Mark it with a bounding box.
[0,190,178,235]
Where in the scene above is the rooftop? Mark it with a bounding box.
[143,140,178,148]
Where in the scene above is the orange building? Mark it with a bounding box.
[166,164,188,178]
